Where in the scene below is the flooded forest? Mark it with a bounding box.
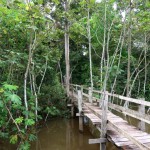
[0,0,150,150]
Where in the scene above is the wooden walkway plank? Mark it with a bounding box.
[70,89,150,150]
[87,101,150,149]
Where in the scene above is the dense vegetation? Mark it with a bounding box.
[0,0,149,149]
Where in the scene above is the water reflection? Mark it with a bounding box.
[31,118,99,150]
[0,140,16,150]
[0,117,125,150]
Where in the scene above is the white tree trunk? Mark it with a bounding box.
[126,0,132,98]
[87,6,93,90]
[24,31,36,126]
[64,1,70,97]
[38,58,48,94]
[144,33,147,95]
[24,45,32,125]
[101,0,107,93]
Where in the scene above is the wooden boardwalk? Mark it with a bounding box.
[69,84,150,150]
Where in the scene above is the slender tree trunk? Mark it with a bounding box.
[64,1,70,97]
[32,69,38,122]
[100,0,107,90]
[101,0,107,93]
[29,70,33,95]
[111,30,125,95]
[38,58,48,94]
[111,16,127,95]
[58,61,63,86]
[126,0,132,98]
[125,0,132,108]
[24,44,32,125]
[129,62,150,96]
[87,6,93,90]
[122,49,147,96]
[100,2,108,150]
[24,30,36,125]
[144,33,147,95]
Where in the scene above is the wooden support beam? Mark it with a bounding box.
[100,91,108,150]
[78,90,82,113]
[89,87,93,103]
[78,90,83,132]
[138,98,145,131]
[79,116,83,132]
[70,85,73,97]
[71,104,74,117]
[89,138,106,144]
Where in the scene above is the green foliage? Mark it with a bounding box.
[3,84,18,91]
[0,83,22,105]
[29,134,37,141]
[19,142,30,150]
[0,0,150,149]
[0,132,8,138]
[45,106,60,116]
[0,83,37,148]
[25,119,35,126]
[10,135,18,144]
[9,94,22,105]
[15,117,24,124]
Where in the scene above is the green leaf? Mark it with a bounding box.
[29,134,37,141]
[9,94,22,105]
[52,0,60,5]
[3,84,18,91]
[19,141,30,150]
[0,101,4,107]
[0,131,8,138]
[0,88,4,93]
[90,0,95,4]
[25,119,35,126]
[10,135,18,144]
[15,117,23,124]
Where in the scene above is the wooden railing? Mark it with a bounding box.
[70,84,150,129]
[70,84,108,149]
[69,84,150,150]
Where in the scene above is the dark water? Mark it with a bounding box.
[0,118,116,150]
[2,106,150,150]
[0,140,16,150]
[31,118,100,150]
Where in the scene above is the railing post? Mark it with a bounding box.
[72,85,75,96]
[75,84,78,92]
[72,86,75,97]
[89,87,93,103]
[70,85,73,97]
[100,91,108,150]
[78,90,83,132]
[81,85,83,95]
[138,98,145,131]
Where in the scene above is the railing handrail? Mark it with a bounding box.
[70,84,150,107]
[69,84,150,149]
